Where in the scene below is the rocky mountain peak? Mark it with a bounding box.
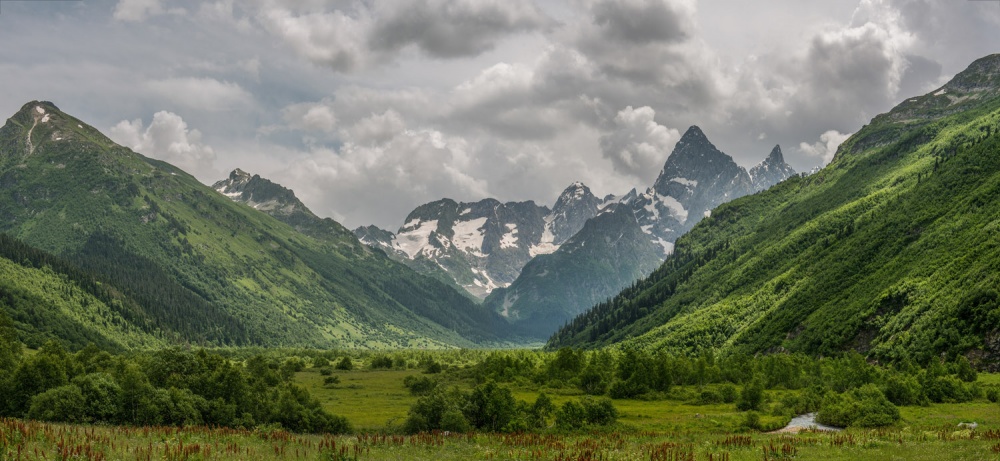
[213,169,314,219]
[944,53,1000,92]
[549,182,602,245]
[750,145,796,192]
[765,145,784,164]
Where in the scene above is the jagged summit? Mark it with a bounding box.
[210,169,362,244]
[677,125,710,145]
[766,145,784,163]
[750,145,796,192]
[213,168,311,218]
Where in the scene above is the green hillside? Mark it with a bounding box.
[0,101,508,349]
[548,54,1000,367]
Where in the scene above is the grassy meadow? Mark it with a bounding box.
[1,349,999,460]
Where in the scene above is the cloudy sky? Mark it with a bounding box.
[1,0,998,230]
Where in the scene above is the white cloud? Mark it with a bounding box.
[282,101,338,133]
[145,77,253,110]
[599,106,680,183]
[798,130,851,165]
[345,109,406,147]
[256,6,371,72]
[285,127,489,229]
[109,111,218,180]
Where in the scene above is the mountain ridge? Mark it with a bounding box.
[0,101,508,349]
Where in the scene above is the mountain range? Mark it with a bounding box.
[548,53,1000,368]
[354,126,798,337]
[7,54,1000,362]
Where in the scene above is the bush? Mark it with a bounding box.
[741,411,761,431]
[323,376,340,386]
[556,400,587,430]
[312,357,330,368]
[73,372,122,423]
[319,367,333,376]
[529,393,555,429]
[555,397,617,429]
[369,355,394,370]
[817,384,900,428]
[578,367,609,395]
[883,374,922,406]
[465,381,517,432]
[609,377,648,399]
[28,384,86,422]
[581,397,618,426]
[423,361,443,374]
[403,375,438,395]
[404,387,470,434]
[736,380,764,411]
[695,389,722,405]
[335,357,354,371]
[719,384,738,404]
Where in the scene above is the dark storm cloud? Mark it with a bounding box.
[368,0,552,58]
[591,0,690,45]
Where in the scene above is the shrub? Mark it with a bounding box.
[741,411,761,431]
[736,380,764,411]
[578,367,609,395]
[73,372,122,423]
[817,384,900,428]
[465,381,517,432]
[719,384,738,404]
[609,377,648,399]
[404,387,470,434]
[323,376,340,386]
[312,357,330,368]
[403,375,438,395]
[319,367,333,376]
[369,355,394,369]
[581,397,618,426]
[883,373,922,406]
[696,389,722,405]
[28,384,86,422]
[423,361,443,374]
[335,357,354,371]
[556,400,587,430]
[529,393,555,429]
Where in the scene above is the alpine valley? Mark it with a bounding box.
[356,126,797,337]
[549,54,1000,367]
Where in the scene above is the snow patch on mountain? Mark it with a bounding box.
[659,194,688,223]
[397,219,438,258]
[530,215,558,257]
[670,177,697,187]
[451,217,487,255]
[500,223,519,249]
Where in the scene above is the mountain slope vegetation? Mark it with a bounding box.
[548,54,1000,367]
[0,101,507,349]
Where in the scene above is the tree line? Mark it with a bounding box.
[0,311,349,434]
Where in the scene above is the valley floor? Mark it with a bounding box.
[3,370,996,460]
